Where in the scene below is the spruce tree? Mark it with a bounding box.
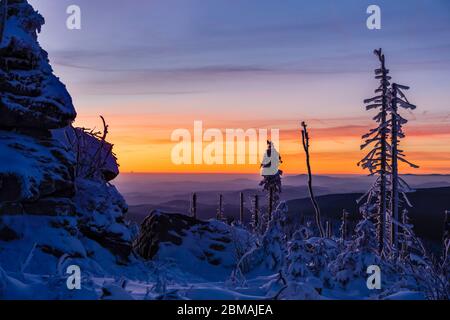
[358,48,392,255]
[259,140,283,225]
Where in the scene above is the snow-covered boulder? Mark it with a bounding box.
[0,131,75,210]
[74,178,132,263]
[134,211,254,280]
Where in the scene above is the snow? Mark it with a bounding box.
[0,131,75,200]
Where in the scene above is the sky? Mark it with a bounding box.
[28,0,450,174]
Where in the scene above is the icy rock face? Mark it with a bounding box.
[0,0,76,129]
[74,178,132,263]
[0,132,75,208]
[0,0,132,270]
[134,211,254,280]
[0,0,76,214]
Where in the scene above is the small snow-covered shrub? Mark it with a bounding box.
[329,212,385,288]
[238,202,288,274]
[285,225,338,289]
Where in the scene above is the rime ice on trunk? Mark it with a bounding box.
[389,83,418,248]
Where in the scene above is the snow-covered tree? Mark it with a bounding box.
[329,210,385,288]
[238,203,288,274]
[260,141,283,226]
[358,48,392,255]
[216,194,225,221]
[285,229,313,279]
[397,210,449,299]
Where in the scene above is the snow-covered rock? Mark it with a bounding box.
[134,211,254,280]
[0,0,76,129]
[74,178,132,263]
[0,131,75,207]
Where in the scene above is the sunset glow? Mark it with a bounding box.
[30,0,450,175]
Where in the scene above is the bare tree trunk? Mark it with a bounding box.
[268,187,273,222]
[301,121,325,238]
[391,84,400,248]
[239,192,244,224]
[191,193,197,219]
[444,210,450,255]
[217,194,224,221]
[0,0,8,45]
[401,209,408,258]
[253,195,259,231]
[341,210,349,241]
[326,221,332,238]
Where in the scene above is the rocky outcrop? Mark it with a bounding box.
[0,0,76,130]
[0,0,132,267]
[74,178,132,263]
[134,211,208,260]
[0,0,76,215]
[0,132,75,204]
[134,211,254,279]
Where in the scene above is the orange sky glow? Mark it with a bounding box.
[75,112,450,175]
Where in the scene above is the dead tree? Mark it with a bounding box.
[239,192,245,224]
[65,116,116,181]
[251,195,260,233]
[444,210,450,259]
[301,121,325,238]
[0,0,7,45]
[190,193,197,219]
[341,210,349,241]
[326,221,332,238]
[390,83,418,247]
[217,194,224,221]
[358,49,392,255]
